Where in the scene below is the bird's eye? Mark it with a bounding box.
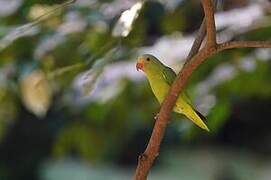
[146,57,150,61]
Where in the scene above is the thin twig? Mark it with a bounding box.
[218,41,271,50]
[0,0,76,51]
[186,19,206,62]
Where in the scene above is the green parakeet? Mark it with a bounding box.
[136,54,209,131]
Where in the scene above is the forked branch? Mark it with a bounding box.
[133,0,271,179]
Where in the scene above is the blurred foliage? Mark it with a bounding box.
[0,0,271,180]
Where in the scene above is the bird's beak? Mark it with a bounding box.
[136,62,143,71]
[136,58,144,71]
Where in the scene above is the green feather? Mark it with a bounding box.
[162,66,176,85]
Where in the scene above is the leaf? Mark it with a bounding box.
[112,2,144,37]
[20,70,52,118]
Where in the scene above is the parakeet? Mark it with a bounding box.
[136,54,209,131]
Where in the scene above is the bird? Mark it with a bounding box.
[136,54,209,131]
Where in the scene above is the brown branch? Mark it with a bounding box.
[217,41,271,50]
[133,3,211,179]
[134,41,271,180]
[186,0,218,63]
[201,0,217,48]
[133,48,213,180]
[133,0,271,179]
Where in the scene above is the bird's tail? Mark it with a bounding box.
[183,106,210,132]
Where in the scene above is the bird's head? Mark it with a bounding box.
[136,54,163,73]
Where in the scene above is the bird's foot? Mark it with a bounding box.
[154,113,159,120]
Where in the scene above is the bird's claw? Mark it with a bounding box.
[154,113,159,120]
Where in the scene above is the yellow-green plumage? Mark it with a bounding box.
[137,54,209,131]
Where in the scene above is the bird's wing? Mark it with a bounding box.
[162,66,176,85]
[162,66,193,105]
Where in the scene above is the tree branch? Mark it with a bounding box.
[217,41,271,50]
[133,0,271,179]
[186,0,218,63]
[186,19,206,62]
[134,40,271,180]
[201,0,217,48]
